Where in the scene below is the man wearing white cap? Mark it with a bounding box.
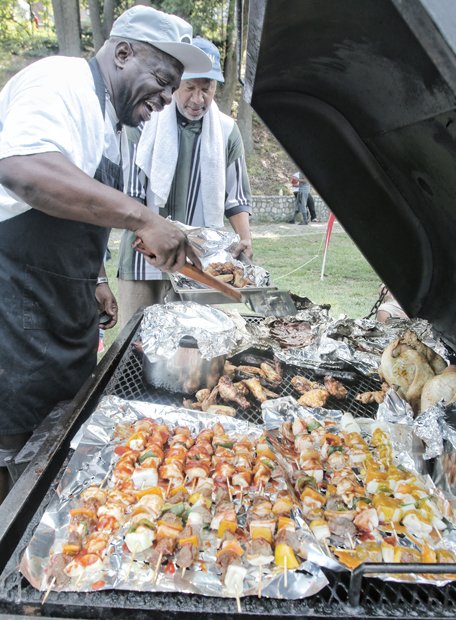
[118,37,253,325]
[0,6,211,503]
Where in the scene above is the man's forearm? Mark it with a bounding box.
[229,211,251,242]
[0,152,152,233]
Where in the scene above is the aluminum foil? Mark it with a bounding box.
[20,395,328,600]
[169,222,270,288]
[260,397,456,586]
[414,403,456,459]
[141,302,239,362]
[261,316,449,378]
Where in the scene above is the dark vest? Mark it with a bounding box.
[0,58,123,433]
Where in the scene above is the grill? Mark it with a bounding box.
[0,314,455,619]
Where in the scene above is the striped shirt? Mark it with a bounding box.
[118,109,252,281]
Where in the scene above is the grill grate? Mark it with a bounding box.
[105,320,382,425]
[0,318,455,619]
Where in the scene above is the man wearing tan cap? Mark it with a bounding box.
[0,6,211,503]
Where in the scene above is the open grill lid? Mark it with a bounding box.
[243,0,456,351]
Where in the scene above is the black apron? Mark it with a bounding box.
[0,58,123,434]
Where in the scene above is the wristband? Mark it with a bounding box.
[96,277,109,286]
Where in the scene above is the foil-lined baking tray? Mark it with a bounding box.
[19,396,328,600]
[262,397,456,586]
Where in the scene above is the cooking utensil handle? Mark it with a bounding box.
[180,264,243,302]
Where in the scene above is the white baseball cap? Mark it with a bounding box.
[110,6,212,73]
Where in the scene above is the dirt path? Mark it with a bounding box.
[250,220,343,239]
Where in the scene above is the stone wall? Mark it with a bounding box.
[251,193,330,223]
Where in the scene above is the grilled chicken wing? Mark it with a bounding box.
[217,376,251,410]
[297,388,329,408]
[237,365,265,377]
[324,375,348,399]
[355,385,387,404]
[291,375,322,394]
[260,361,282,387]
[242,377,279,403]
[200,385,220,411]
[206,404,237,417]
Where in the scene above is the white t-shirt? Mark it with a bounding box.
[0,56,121,222]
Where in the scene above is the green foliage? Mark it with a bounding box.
[159,0,225,41]
[0,0,56,54]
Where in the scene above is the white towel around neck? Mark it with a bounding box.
[135,99,233,228]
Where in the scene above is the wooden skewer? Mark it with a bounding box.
[99,469,111,488]
[347,533,355,550]
[284,554,288,588]
[153,551,163,584]
[166,481,172,498]
[191,478,197,493]
[41,576,56,605]
[74,571,84,590]
[390,521,399,543]
[323,540,331,556]
[126,553,136,580]
[258,564,263,599]
[235,587,242,613]
[181,566,186,578]
[435,527,443,541]
[226,477,233,503]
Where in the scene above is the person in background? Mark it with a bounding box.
[376,284,408,322]
[0,5,211,503]
[118,37,253,327]
[289,171,319,224]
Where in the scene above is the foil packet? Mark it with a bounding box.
[20,396,328,600]
[253,316,449,379]
[141,302,239,362]
[169,223,270,289]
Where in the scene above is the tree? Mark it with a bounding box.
[234,0,253,155]
[51,0,81,55]
[217,0,236,114]
[87,0,104,51]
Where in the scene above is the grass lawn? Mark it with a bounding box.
[253,230,380,319]
[100,226,381,357]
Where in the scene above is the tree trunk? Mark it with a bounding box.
[88,0,104,52]
[102,0,116,39]
[217,0,237,115]
[237,0,253,155]
[237,96,253,156]
[51,0,81,56]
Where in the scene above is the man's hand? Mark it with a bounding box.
[96,283,118,330]
[231,238,253,261]
[133,216,202,271]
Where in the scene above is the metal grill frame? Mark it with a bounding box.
[0,310,454,619]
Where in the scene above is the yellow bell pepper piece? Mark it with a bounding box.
[250,525,273,543]
[274,543,299,569]
[217,519,237,538]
